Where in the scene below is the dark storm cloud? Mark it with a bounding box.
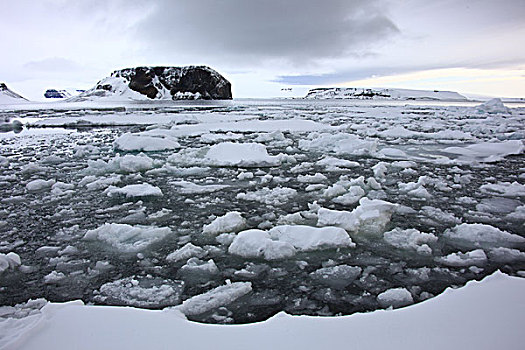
[136,0,398,64]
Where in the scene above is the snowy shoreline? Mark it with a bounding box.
[2,270,523,350]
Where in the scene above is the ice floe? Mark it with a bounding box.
[83,223,171,252]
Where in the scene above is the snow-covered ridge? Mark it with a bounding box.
[3,271,524,350]
[0,83,29,104]
[305,87,468,101]
[69,66,232,102]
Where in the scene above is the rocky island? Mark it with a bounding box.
[70,66,232,102]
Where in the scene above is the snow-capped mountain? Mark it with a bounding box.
[0,83,29,103]
[69,66,232,102]
[305,87,468,101]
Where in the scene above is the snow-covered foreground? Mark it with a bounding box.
[0,98,524,340]
[1,271,523,350]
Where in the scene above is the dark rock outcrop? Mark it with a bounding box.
[71,66,232,101]
[44,89,70,98]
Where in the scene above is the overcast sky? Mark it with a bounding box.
[1,0,524,99]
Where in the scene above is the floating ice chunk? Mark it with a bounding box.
[506,205,525,222]
[79,175,122,191]
[0,155,8,166]
[203,212,246,235]
[237,187,297,206]
[43,271,66,284]
[166,243,207,262]
[83,223,171,252]
[106,183,163,198]
[487,247,525,263]
[318,198,397,235]
[332,186,365,205]
[179,258,219,276]
[171,180,228,194]
[237,171,254,180]
[420,206,461,225]
[379,126,418,138]
[228,229,297,260]
[322,184,347,198]
[114,133,180,152]
[316,156,360,169]
[0,252,21,273]
[310,265,362,289]
[383,228,437,255]
[378,148,408,159]
[176,281,252,316]
[297,173,328,183]
[269,225,355,251]
[87,153,155,174]
[475,98,511,114]
[441,140,523,163]
[205,142,281,167]
[377,287,413,308]
[372,162,388,179]
[442,223,525,249]
[94,276,184,308]
[299,133,377,155]
[26,179,56,192]
[50,182,75,196]
[438,249,488,267]
[479,181,525,197]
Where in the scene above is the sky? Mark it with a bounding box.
[1,0,524,100]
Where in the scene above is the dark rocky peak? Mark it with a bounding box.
[109,65,232,100]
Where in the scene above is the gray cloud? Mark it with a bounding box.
[24,57,82,72]
[136,0,398,65]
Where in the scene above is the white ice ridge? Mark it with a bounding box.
[228,225,355,260]
[176,282,252,316]
[5,271,525,350]
[83,223,171,252]
[317,197,397,235]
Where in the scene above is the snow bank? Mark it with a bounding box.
[4,271,525,350]
[114,133,180,152]
[83,223,171,252]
